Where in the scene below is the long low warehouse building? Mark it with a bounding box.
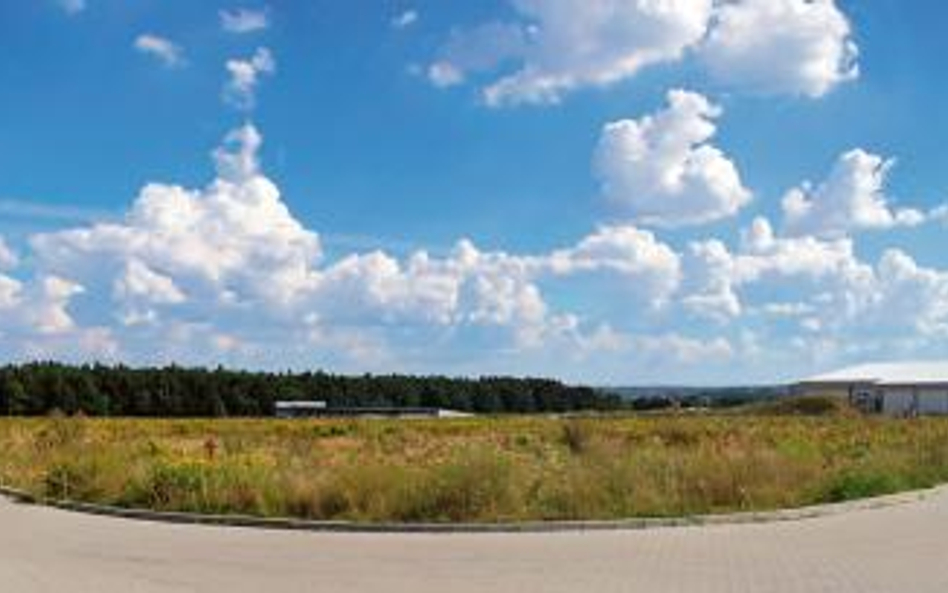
[797,361,948,415]
[274,401,473,419]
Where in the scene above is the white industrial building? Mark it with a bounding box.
[274,401,472,419]
[797,361,948,415]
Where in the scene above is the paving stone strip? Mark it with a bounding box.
[4,484,948,592]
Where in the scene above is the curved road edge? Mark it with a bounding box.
[2,482,946,534]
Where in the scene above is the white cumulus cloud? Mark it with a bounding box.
[678,214,948,349]
[224,47,276,110]
[309,225,681,348]
[0,237,18,271]
[26,277,84,334]
[782,149,925,238]
[134,34,185,68]
[113,260,187,326]
[544,225,681,307]
[632,333,734,365]
[430,0,714,106]
[20,124,684,367]
[427,61,465,88]
[594,89,751,227]
[11,117,948,379]
[683,217,873,323]
[682,239,742,322]
[392,10,419,30]
[702,0,858,98]
[870,249,948,337]
[0,271,98,342]
[427,0,861,106]
[220,8,270,34]
[32,124,322,319]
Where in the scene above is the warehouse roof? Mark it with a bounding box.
[801,361,948,386]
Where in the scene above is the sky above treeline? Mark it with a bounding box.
[1,0,947,385]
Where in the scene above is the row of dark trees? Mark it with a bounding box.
[0,363,624,417]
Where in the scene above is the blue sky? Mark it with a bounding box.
[1,0,947,384]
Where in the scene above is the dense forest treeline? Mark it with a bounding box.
[0,363,624,417]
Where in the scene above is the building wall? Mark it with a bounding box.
[798,383,948,415]
[880,386,948,415]
[917,388,948,414]
[881,388,915,415]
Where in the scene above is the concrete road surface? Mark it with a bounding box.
[2,491,948,593]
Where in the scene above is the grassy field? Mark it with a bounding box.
[2,410,948,523]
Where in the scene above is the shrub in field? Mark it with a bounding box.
[310,480,351,519]
[124,461,208,510]
[534,459,613,519]
[33,414,87,451]
[393,450,521,522]
[293,449,523,522]
[120,459,278,515]
[822,471,906,502]
[909,430,948,484]
[274,470,347,520]
[316,463,412,521]
[561,420,593,455]
[44,458,102,500]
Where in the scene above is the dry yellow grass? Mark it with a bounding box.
[2,414,948,522]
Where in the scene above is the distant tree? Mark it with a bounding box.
[76,374,109,416]
[2,376,29,416]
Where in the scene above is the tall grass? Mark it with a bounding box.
[2,414,948,523]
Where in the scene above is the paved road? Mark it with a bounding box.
[2,491,948,593]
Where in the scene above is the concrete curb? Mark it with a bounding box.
[0,483,943,534]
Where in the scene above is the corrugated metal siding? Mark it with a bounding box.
[882,388,915,415]
[918,389,948,414]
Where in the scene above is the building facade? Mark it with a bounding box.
[797,362,948,416]
[274,401,472,419]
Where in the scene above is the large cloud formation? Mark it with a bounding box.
[594,89,751,227]
[33,125,322,319]
[682,216,948,345]
[16,124,684,373]
[430,0,713,106]
[428,0,858,106]
[4,120,947,379]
